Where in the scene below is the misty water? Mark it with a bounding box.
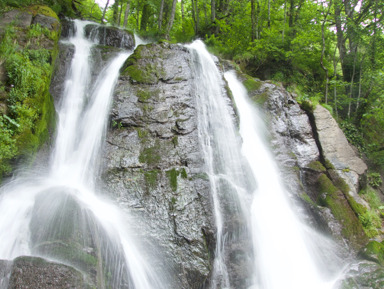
[0,20,345,289]
[0,20,167,289]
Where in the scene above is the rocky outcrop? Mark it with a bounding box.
[102,42,214,288]
[7,256,87,289]
[243,77,368,250]
[313,105,368,205]
[85,24,135,49]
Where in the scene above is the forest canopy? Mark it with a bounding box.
[1,0,384,170]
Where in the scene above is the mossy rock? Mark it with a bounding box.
[166,168,188,192]
[144,169,159,190]
[308,160,326,172]
[359,241,384,266]
[317,173,367,247]
[299,99,315,113]
[243,76,262,92]
[26,5,59,20]
[121,43,169,84]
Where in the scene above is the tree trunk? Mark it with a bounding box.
[282,0,287,42]
[348,47,358,119]
[211,0,215,23]
[181,0,185,32]
[355,56,364,113]
[289,0,294,27]
[267,0,271,28]
[334,0,346,79]
[140,3,150,31]
[333,47,338,117]
[251,0,256,41]
[101,0,110,23]
[118,1,123,26]
[320,0,332,104]
[191,0,199,34]
[123,1,131,28]
[136,0,140,28]
[158,0,165,30]
[166,0,177,39]
[113,0,119,25]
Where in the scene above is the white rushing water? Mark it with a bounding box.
[188,40,254,288]
[188,39,341,289]
[0,20,166,289]
[224,70,341,289]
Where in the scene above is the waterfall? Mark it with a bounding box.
[0,20,167,289]
[225,70,343,289]
[188,40,342,289]
[187,40,256,288]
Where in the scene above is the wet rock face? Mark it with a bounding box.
[247,79,368,250]
[7,256,87,289]
[102,42,214,289]
[84,24,135,49]
[49,42,75,103]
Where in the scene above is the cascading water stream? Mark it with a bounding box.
[188,40,342,289]
[0,20,166,289]
[224,70,342,289]
[187,40,255,289]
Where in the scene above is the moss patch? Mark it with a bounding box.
[243,76,262,92]
[121,45,166,84]
[166,168,179,192]
[144,170,158,190]
[26,5,59,20]
[317,174,367,246]
[308,160,326,172]
[139,146,161,166]
[166,168,188,192]
[359,241,384,266]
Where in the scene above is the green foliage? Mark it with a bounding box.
[0,20,56,178]
[368,173,383,189]
[359,241,384,266]
[359,210,382,238]
[340,121,366,153]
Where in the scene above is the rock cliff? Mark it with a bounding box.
[102,42,214,288]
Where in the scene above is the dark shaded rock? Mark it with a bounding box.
[50,42,75,103]
[102,42,214,288]
[7,256,87,289]
[84,24,135,50]
[60,19,76,39]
